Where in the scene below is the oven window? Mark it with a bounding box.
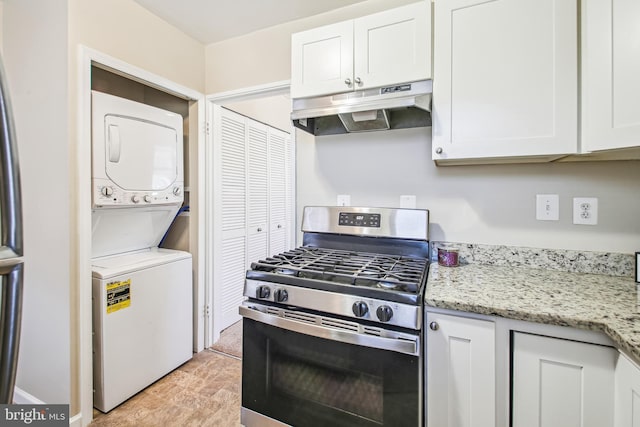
[271,348,384,423]
[242,318,420,427]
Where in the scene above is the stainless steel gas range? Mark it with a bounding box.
[240,206,429,427]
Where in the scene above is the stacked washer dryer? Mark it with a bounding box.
[90,90,193,413]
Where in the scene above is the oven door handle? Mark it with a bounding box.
[239,305,419,356]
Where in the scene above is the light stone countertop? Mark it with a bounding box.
[424,243,640,361]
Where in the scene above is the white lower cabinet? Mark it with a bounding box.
[426,312,496,427]
[512,332,617,427]
[425,310,627,427]
[615,351,640,427]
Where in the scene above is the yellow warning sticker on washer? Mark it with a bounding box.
[106,279,131,314]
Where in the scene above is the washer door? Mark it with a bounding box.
[104,114,178,192]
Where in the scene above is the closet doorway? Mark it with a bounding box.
[206,82,296,343]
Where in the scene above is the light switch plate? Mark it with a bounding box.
[536,194,559,221]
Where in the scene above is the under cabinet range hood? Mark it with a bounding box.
[291,80,432,136]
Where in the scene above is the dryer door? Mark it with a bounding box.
[92,91,184,208]
[104,115,178,191]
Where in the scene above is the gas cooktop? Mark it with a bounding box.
[250,247,428,294]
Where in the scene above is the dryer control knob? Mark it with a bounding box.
[131,195,140,203]
[101,187,114,197]
[173,187,181,196]
[143,195,152,203]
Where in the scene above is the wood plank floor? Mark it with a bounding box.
[89,350,242,427]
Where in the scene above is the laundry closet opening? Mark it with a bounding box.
[89,65,200,413]
[90,64,196,294]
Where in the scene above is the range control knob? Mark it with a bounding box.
[143,195,152,203]
[131,195,140,203]
[101,186,114,197]
[352,301,369,317]
[376,305,394,322]
[274,289,288,303]
[256,285,271,299]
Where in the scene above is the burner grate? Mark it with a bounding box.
[250,247,428,293]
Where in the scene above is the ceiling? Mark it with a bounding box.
[133,0,369,44]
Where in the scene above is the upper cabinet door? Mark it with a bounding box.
[582,0,640,152]
[291,2,431,99]
[354,1,431,90]
[291,20,354,99]
[432,0,578,164]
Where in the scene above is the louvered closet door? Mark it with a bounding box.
[218,109,247,330]
[268,128,287,256]
[247,121,268,264]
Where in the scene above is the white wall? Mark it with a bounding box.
[205,0,417,93]
[204,0,640,255]
[3,0,207,418]
[224,94,292,132]
[68,0,206,421]
[3,0,71,404]
[70,0,205,92]
[296,128,640,253]
[0,2,3,52]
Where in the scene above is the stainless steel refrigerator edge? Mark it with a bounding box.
[0,53,24,404]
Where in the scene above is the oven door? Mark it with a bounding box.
[240,304,422,427]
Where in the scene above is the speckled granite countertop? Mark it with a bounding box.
[425,243,640,360]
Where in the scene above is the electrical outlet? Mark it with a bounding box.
[536,194,559,221]
[573,197,598,225]
[337,195,351,207]
[400,195,416,208]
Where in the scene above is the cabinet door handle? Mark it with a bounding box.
[257,227,262,232]
[344,78,352,86]
[354,77,362,85]
[429,321,439,331]
[277,224,282,229]
[435,147,443,155]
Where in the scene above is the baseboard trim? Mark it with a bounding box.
[69,412,83,427]
[12,387,44,404]
[14,387,84,427]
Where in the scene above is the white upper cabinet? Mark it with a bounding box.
[290,20,354,99]
[291,1,431,99]
[432,0,578,164]
[353,2,431,91]
[582,0,640,152]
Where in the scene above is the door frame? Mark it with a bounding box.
[76,46,205,426]
[206,80,292,343]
